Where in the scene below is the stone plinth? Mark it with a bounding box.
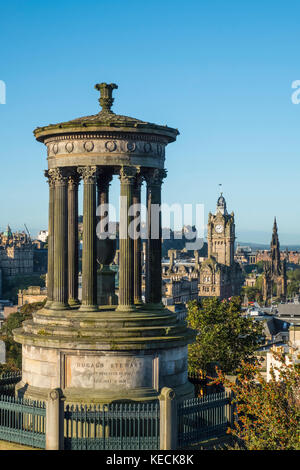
[14,305,194,404]
[97,267,117,306]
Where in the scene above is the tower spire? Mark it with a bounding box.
[271,217,280,275]
[216,192,227,215]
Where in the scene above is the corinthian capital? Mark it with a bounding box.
[144,168,167,186]
[44,169,55,188]
[48,168,68,186]
[97,169,113,191]
[119,166,138,184]
[77,166,97,183]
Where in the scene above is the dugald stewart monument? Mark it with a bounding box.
[13,83,195,405]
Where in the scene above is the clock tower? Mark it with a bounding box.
[207,193,235,266]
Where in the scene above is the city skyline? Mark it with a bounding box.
[1,0,300,244]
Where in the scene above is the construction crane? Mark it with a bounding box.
[24,224,31,240]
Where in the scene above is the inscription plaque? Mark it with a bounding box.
[65,355,153,390]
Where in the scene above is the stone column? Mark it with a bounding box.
[96,170,113,263]
[97,171,112,233]
[78,166,98,311]
[68,170,80,305]
[44,170,55,307]
[133,174,143,304]
[51,168,68,311]
[117,166,137,311]
[96,171,117,306]
[145,169,167,306]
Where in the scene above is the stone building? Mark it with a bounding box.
[256,248,300,265]
[198,194,243,299]
[262,218,287,301]
[18,286,48,307]
[0,226,34,280]
[163,275,198,305]
[235,244,256,265]
[244,273,259,288]
[161,249,199,305]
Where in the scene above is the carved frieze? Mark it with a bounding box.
[46,136,166,159]
[84,141,94,152]
[65,142,74,153]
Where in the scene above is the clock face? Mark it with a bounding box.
[215,224,223,233]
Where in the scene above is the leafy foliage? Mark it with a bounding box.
[187,297,264,375]
[2,274,46,304]
[242,286,262,302]
[217,352,300,450]
[256,261,264,274]
[0,300,46,370]
[287,268,300,282]
[286,268,300,297]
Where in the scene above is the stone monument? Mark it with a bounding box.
[14,82,195,404]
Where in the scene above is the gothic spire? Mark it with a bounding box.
[271,217,280,275]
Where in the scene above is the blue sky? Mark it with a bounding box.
[0,0,300,244]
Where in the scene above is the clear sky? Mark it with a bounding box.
[0,0,300,244]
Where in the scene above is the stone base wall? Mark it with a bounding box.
[20,344,191,403]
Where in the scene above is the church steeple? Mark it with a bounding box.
[262,217,287,301]
[271,216,280,275]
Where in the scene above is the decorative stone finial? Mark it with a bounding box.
[95,82,118,113]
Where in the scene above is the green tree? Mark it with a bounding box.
[242,286,261,302]
[287,280,300,297]
[187,297,264,375]
[0,300,45,370]
[217,352,300,450]
[2,274,46,304]
[256,261,264,274]
[286,268,300,297]
[255,275,263,290]
[287,268,300,282]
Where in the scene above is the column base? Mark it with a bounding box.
[79,304,99,312]
[50,301,70,311]
[45,299,53,309]
[68,298,80,307]
[116,304,137,313]
[144,302,165,311]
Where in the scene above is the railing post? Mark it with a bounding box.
[224,376,237,430]
[159,387,177,450]
[228,391,236,429]
[46,388,64,450]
